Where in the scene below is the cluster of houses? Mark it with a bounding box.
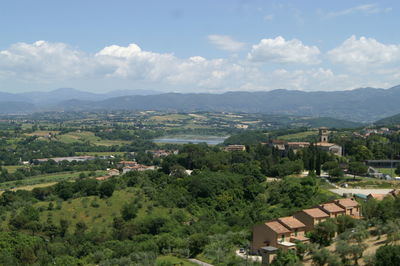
[252,198,360,264]
[270,127,343,157]
[145,149,178,158]
[353,127,392,138]
[117,160,157,174]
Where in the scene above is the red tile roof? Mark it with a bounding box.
[265,221,291,234]
[335,198,359,208]
[302,208,330,219]
[278,217,306,229]
[320,203,345,213]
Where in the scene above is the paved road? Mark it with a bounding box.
[188,259,214,266]
[329,188,393,196]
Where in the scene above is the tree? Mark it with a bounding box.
[311,248,330,266]
[348,161,368,179]
[309,219,337,246]
[121,201,139,221]
[271,249,299,266]
[98,181,115,198]
[188,233,209,257]
[375,245,400,266]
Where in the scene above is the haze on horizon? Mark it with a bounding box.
[0,0,399,94]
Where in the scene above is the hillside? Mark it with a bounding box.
[56,85,400,122]
[1,85,400,122]
[375,113,400,126]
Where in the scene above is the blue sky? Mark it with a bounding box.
[0,0,399,93]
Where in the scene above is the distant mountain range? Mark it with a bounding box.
[1,86,400,123]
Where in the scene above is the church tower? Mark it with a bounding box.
[319,127,329,143]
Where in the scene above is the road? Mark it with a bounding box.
[188,259,214,266]
[329,188,393,196]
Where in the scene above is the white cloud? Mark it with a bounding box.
[328,36,400,67]
[248,36,320,64]
[0,39,399,93]
[324,4,392,18]
[207,35,245,52]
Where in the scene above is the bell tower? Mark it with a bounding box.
[319,127,329,143]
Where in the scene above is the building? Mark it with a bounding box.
[122,164,156,174]
[334,198,361,217]
[367,194,388,201]
[287,142,310,153]
[34,156,95,163]
[319,203,346,218]
[319,127,329,142]
[294,208,329,232]
[277,217,309,243]
[224,145,246,152]
[252,221,295,253]
[117,161,138,168]
[271,140,286,151]
[315,142,342,157]
[365,160,400,169]
[252,198,360,254]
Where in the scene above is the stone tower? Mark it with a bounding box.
[319,127,329,143]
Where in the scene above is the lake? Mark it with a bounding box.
[153,135,228,145]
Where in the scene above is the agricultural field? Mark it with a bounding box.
[278,130,318,141]
[56,131,131,146]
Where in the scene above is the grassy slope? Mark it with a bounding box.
[57,131,130,146]
[278,131,318,141]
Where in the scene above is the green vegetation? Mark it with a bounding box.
[1,111,400,265]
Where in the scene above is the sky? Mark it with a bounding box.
[0,0,399,93]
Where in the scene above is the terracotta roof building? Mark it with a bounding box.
[334,198,361,217]
[319,203,346,218]
[294,208,329,232]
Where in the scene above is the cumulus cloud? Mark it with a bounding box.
[328,36,400,67]
[208,35,245,52]
[0,39,398,93]
[248,36,320,64]
[0,40,91,81]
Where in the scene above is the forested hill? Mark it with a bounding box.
[2,85,400,122]
[57,85,400,122]
[375,113,400,126]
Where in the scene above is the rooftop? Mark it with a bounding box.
[302,208,330,219]
[278,216,306,229]
[265,221,291,234]
[320,203,345,213]
[335,198,359,208]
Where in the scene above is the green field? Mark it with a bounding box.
[0,170,106,190]
[278,130,318,141]
[75,151,126,156]
[3,165,27,173]
[57,131,131,146]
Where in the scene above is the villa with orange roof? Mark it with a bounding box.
[334,198,360,217]
[252,221,295,253]
[319,202,346,218]
[277,216,309,243]
[294,208,330,232]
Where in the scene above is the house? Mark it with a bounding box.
[287,142,310,153]
[319,203,346,218]
[333,198,361,217]
[108,169,120,176]
[315,142,342,156]
[271,140,286,151]
[224,145,246,152]
[277,217,309,243]
[365,160,400,169]
[252,221,294,253]
[367,194,388,201]
[122,164,156,174]
[294,208,329,232]
[117,161,138,168]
